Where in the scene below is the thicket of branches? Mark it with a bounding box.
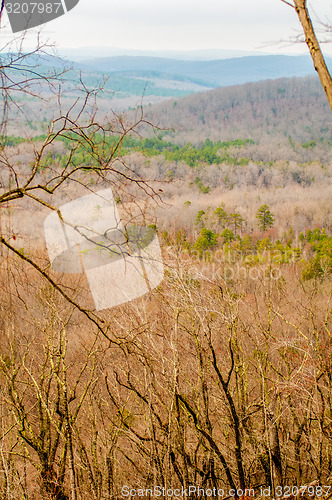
[0,7,331,500]
[0,248,331,499]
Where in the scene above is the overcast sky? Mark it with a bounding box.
[2,0,332,56]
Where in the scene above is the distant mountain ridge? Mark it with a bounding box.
[59,47,268,61]
[6,52,332,101]
[80,54,332,88]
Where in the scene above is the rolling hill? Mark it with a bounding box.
[80,54,332,88]
[142,75,332,147]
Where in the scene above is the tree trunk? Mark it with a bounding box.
[294,0,332,109]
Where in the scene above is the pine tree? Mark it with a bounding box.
[256,204,275,232]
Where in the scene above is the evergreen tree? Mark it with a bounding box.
[256,204,275,232]
[229,212,245,236]
[214,205,228,228]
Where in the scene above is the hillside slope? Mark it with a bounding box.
[143,76,332,146]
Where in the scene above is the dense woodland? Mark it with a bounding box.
[0,49,331,499]
[145,76,332,149]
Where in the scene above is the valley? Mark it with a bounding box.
[0,50,331,498]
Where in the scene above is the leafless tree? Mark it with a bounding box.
[281,0,332,109]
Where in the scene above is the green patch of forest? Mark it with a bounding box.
[32,134,255,169]
[162,205,332,282]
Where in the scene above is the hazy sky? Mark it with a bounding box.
[2,0,332,56]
